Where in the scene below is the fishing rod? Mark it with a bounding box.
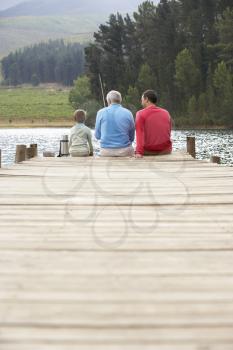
[58,74,105,157]
[99,73,106,107]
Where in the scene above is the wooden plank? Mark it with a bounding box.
[1,302,233,327]
[0,251,233,274]
[2,346,233,350]
[1,274,233,297]
[1,326,233,344]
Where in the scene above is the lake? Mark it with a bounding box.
[0,128,232,167]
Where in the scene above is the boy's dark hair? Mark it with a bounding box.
[143,90,158,104]
[74,109,86,123]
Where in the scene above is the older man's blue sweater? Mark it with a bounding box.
[95,104,135,149]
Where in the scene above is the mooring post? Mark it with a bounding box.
[26,144,38,160]
[43,151,55,157]
[30,144,38,158]
[187,136,196,158]
[15,145,26,163]
[211,156,221,164]
[26,146,34,160]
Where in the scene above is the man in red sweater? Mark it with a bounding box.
[135,90,172,158]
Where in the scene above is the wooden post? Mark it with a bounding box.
[30,144,38,157]
[43,151,55,157]
[0,149,1,168]
[187,136,196,158]
[26,146,34,160]
[15,145,26,163]
[211,156,221,164]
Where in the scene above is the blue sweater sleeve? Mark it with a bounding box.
[129,113,135,143]
[95,111,101,140]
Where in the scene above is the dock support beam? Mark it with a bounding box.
[26,144,38,160]
[16,144,38,163]
[15,145,26,163]
[43,152,55,157]
[30,144,38,157]
[187,136,196,158]
[26,147,34,160]
[211,155,221,164]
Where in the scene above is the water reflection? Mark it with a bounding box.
[173,129,233,166]
[0,128,232,166]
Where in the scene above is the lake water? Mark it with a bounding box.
[0,128,232,167]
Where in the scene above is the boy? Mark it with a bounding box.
[69,109,93,157]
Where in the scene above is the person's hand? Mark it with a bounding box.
[135,153,143,159]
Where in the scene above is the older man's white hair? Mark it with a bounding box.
[106,90,122,105]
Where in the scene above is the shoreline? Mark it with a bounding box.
[0,121,74,128]
[0,122,231,131]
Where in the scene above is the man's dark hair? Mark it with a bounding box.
[143,90,158,104]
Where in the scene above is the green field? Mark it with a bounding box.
[0,86,75,126]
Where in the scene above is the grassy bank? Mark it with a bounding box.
[0,85,75,127]
[0,86,231,129]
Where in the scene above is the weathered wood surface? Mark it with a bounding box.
[0,151,233,349]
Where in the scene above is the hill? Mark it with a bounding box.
[0,15,102,58]
[0,0,149,58]
[0,0,24,11]
[0,0,143,17]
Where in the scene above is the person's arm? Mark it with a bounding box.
[135,111,145,156]
[129,113,135,143]
[68,132,73,151]
[87,129,94,156]
[95,111,102,140]
[169,113,173,152]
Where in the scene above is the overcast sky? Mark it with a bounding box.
[0,0,158,12]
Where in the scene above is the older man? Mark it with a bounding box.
[95,90,135,157]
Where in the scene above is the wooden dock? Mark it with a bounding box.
[0,151,233,349]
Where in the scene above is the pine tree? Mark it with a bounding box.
[136,64,157,94]
[175,49,201,107]
[124,86,141,114]
[187,95,198,123]
[31,74,40,86]
[213,61,233,125]
[217,8,233,68]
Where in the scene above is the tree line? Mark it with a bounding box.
[1,40,85,86]
[85,0,233,127]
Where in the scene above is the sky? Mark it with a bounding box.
[0,0,150,11]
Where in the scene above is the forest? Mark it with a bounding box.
[85,0,233,127]
[1,40,85,86]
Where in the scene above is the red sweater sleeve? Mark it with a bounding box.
[136,111,145,155]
